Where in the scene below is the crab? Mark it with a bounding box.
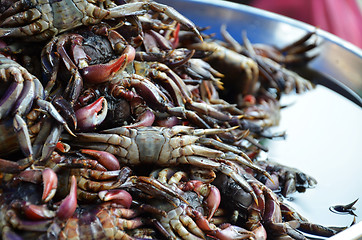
[0,0,202,41]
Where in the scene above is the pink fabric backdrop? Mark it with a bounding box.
[252,0,362,48]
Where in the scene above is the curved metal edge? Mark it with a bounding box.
[315,72,362,107]
[183,0,362,57]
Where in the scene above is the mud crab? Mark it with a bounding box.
[65,125,275,203]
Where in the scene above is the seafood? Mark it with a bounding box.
[0,53,75,172]
[41,23,136,106]
[188,41,259,97]
[0,181,162,239]
[253,160,317,197]
[0,0,345,239]
[0,0,201,41]
[64,125,271,202]
[145,167,256,240]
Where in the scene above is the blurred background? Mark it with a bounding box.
[229,0,362,48]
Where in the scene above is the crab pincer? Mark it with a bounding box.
[23,204,56,220]
[80,149,120,171]
[180,180,221,221]
[98,189,133,208]
[42,168,58,203]
[81,45,136,84]
[56,175,77,220]
[75,97,108,131]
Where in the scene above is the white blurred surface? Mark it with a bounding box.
[329,221,362,239]
[267,85,362,228]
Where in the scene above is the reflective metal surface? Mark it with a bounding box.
[159,0,362,234]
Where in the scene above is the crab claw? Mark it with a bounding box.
[75,97,108,131]
[171,23,180,49]
[218,224,256,240]
[204,185,221,221]
[57,175,77,220]
[81,45,135,84]
[42,168,58,203]
[16,169,42,183]
[24,204,56,220]
[183,180,220,221]
[124,109,155,128]
[98,189,132,208]
[80,149,120,171]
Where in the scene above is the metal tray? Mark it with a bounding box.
[159,0,362,105]
[159,0,362,238]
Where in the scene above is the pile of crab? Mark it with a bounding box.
[0,0,343,239]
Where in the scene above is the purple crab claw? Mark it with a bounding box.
[80,149,120,171]
[75,97,108,131]
[42,168,58,203]
[124,109,155,128]
[81,45,135,84]
[24,204,56,220]
[98,189,132,208]
[16,169,42,183]
[56,175,77,220]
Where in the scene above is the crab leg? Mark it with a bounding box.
[36,99,75,136]
[0,157,32,173]
[223,152,273,180]
[39,124,62,162]
[0,19,51,37]
[122,176,188,205]
[1,7,42,28]
[76,175,125,192]
[198,137,252,162]
[148,63,240,122]
[0,0,34,20]
[101,2,202,40]
[11,79,35,116]
[0,70,24,119]
[112,75,211,128]
[13,114,33,158]
[7,209,53,232]
[52,96,77,129]
[31,118,52,159]
[72,169,123,181]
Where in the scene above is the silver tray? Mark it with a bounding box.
[159,0,362,238]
